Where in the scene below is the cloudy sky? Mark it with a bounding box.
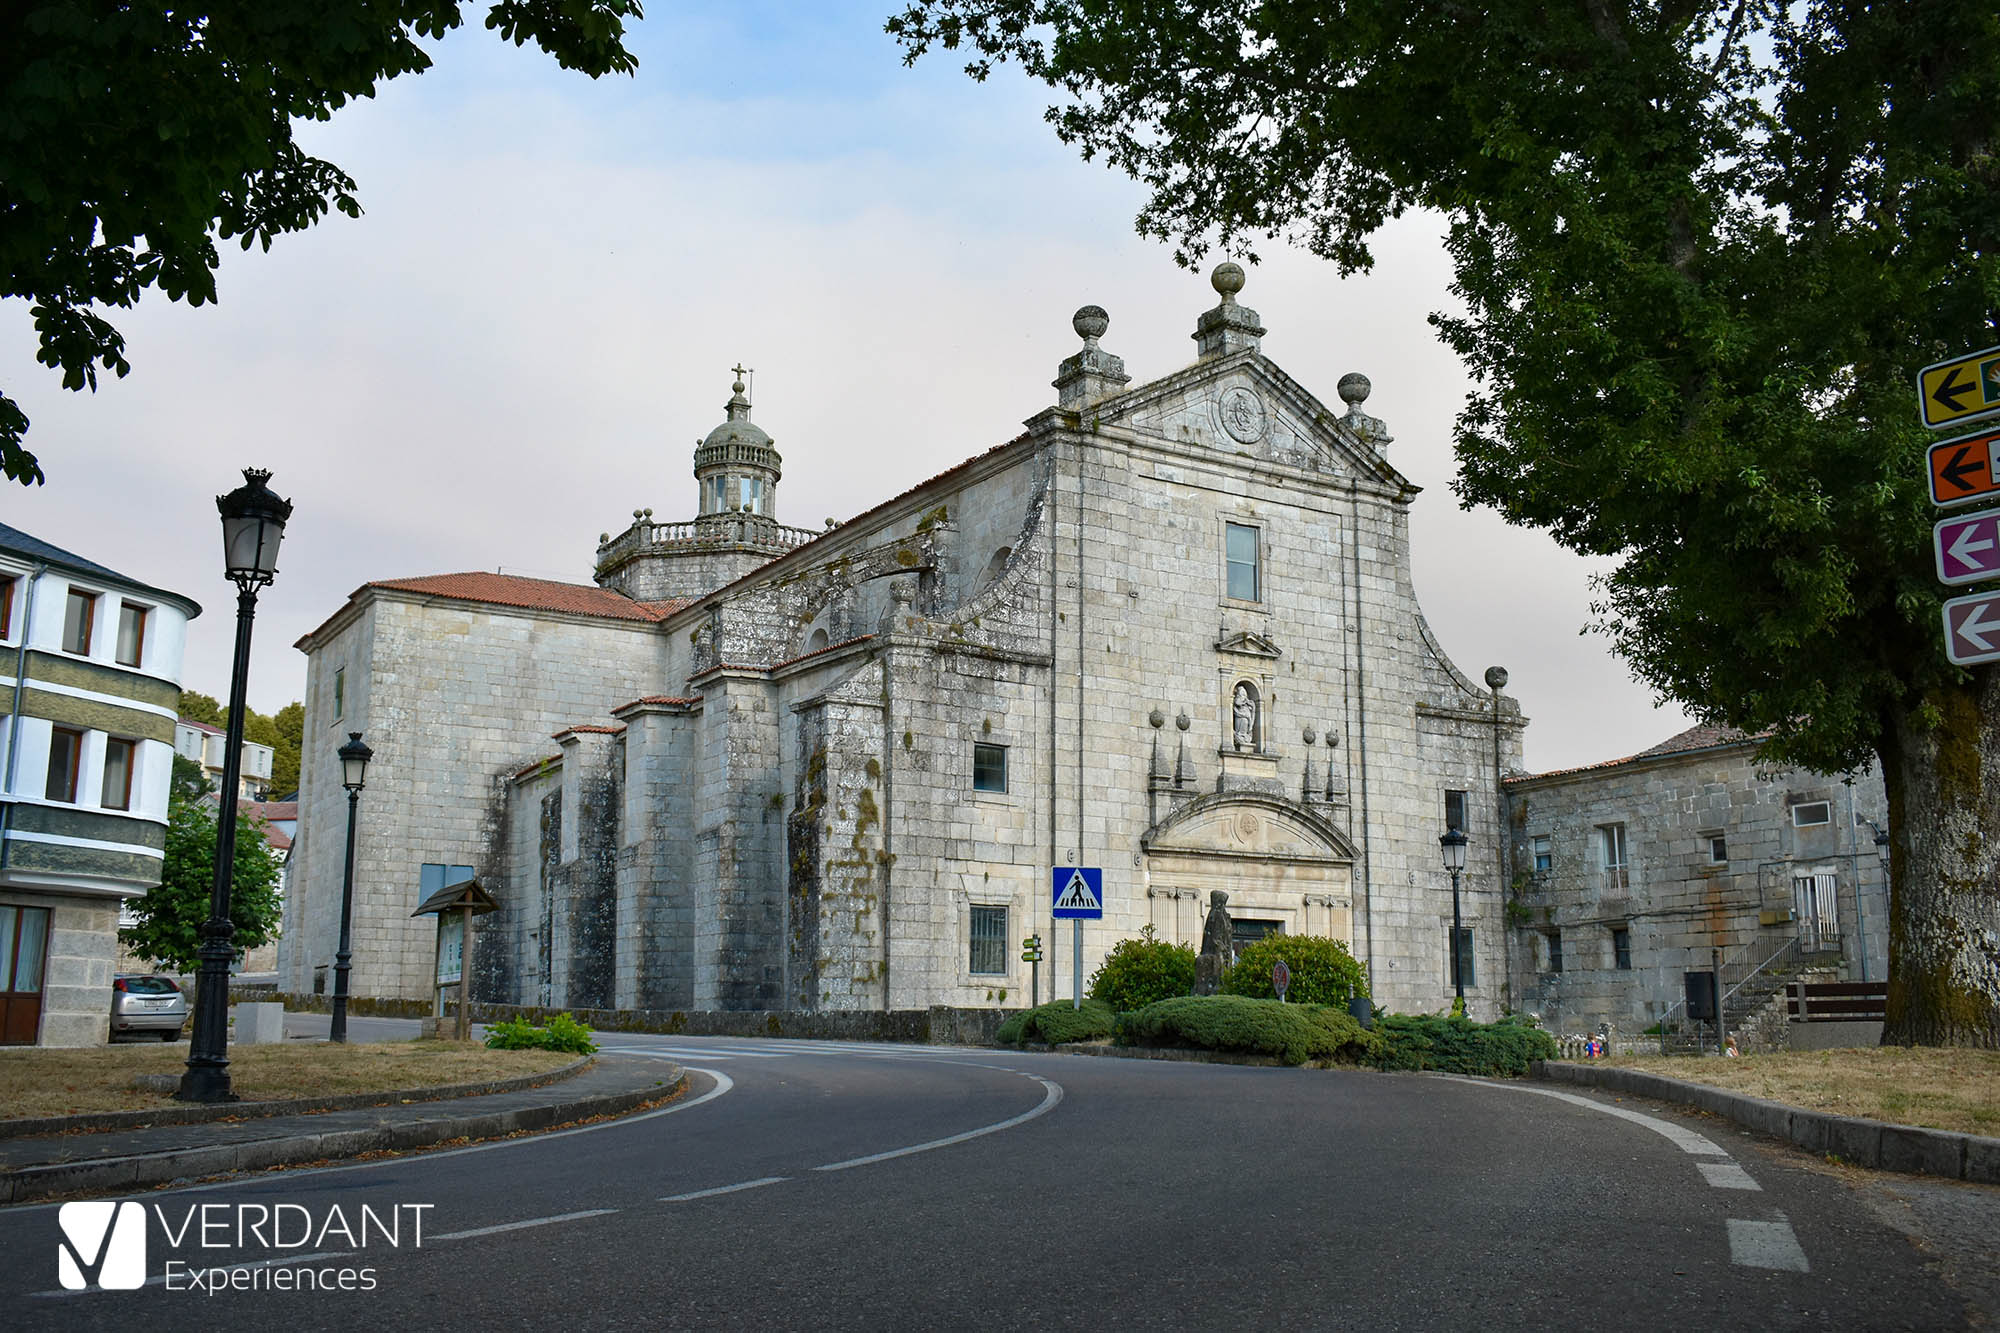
[2,2,1687,775]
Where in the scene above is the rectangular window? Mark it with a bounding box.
[1598,823,1629,890]
[972,742,1007,793]
[969,904,1007,975]
[0,574,14,639]
[0,905,51,995]
[333,667,345,720]
[115,601,147,667]
[1233,918,1284,961]
[1704,832,1728,864]
[746,477,764,514]
[1224,522,1260,602]
[1444,789,1468,834]
[1612,926,1632,971]
[419,863,475,902]
[1449,927,1475,989]
[44,727,83,802]
[62,588,95,655]
[1791,801,1832,828]
[101,738,135,810]
[1531,835,1552,874]
[1794,871,1840,950]
[1547,929,1564,974]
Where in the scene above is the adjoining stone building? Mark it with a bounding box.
[1503,724,1889,1041]
[0,524,200,1045]
[282,268,1527,1018]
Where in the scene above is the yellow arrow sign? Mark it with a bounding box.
[1919,344,2000,431]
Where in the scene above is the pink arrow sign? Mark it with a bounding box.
[1943,591,2000,665]
[1935,508,2000,586]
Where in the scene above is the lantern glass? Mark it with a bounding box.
[1439,827,1468,873]
[216,469,293,584]
[338,732,373,792]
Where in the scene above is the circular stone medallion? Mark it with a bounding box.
[1216,386,1268,444]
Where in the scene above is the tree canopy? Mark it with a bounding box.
[120,794,283,972]
[891,1,2000,1046]
[2,0,643,485]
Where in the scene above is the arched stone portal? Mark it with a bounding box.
[1140,793,1355,953]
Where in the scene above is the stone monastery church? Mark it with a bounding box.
[282,266,1526,1019]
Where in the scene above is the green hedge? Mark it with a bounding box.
[1088,925,1197,1011]
[1365,1013,1556,1076]
[996,998,1118,1046]
[1117,994,1381,1067]
[1221,934,1368,1007]
[484,1012,598,1054]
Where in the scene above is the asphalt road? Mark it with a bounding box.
[8,1032,1991,1330]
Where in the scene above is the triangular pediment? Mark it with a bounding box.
[1215,629,1282,659]
[1142,792,1356,864]
[1086,350,1413,491]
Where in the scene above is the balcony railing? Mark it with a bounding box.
[595,515,823,572]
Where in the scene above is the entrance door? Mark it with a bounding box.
[0,905,51,1045]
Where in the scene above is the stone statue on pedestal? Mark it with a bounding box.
[1194,890,1233,994]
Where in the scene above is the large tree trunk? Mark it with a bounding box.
[1879,675,2000,1047]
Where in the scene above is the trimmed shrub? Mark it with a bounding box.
[1222,934,1369,1007]
[1088,925,1197,1011]
[484,1012,598,1054]
[996,998,1117,1046]
[1118,994,1381,1067]
[1366,1012,1556,1076]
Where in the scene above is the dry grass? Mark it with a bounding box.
[1607,1047,2000,1138]
[0,1041,578,1122]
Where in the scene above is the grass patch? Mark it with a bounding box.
[0,1040,579,1122]
[1605,1047,2000,1138]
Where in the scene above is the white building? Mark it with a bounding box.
[174,717,275,800]
[283,268,1525,1017]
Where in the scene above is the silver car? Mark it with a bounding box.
[111,974,188,1041]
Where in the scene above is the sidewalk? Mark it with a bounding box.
[0,1057,683,1206]
[1535,1059,2000,1186]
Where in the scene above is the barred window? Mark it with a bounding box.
[969,905,1007,974]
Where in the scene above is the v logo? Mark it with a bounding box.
[57,1202,147,1290]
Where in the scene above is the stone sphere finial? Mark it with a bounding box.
[632,508,645,520]
[1175,710,1191,732]
[1303,727,1317,745]
[1149,708,1165,729]
[1211,262,1246,300]
[891,579,914,605]
[1326,730,1339,749]
[1072,305,1110,344]
[1337,372,1372,407]
[1485,665,1510,690]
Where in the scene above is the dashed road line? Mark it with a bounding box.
[1697,1161,1762,1191]
[662,1177,789,1203]
[432,1208,619,1241]
[1727,1217,1811,1272]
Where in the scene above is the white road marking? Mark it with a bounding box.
[431,1208,619,1241]
[1698,1161,1762,1191]
[1451,1078,1730,1156]
[2,1068,739,1215]
[1728,1217,1810,1271]
[662,1177,789,1202]
[814,1073,1064,1172]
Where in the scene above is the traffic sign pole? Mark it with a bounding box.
[1072,921,1083,1011]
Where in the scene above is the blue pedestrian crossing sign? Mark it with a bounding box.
[1052,867,1104,919]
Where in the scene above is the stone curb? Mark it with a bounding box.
[0,1056,595,1141]
[0,1066,685,1207]
[1532,1060,2000,1186]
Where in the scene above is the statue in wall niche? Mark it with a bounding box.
[1194,890,1233,995]
[1232,684,1257,751]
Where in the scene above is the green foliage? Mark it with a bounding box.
[1367,1014,1558,1078]
[1222,934,1368,1007]
[178,692,224,728]
[484,1013,598,1054]
[119,796,282,972]
[995,998,1116,1046]
[1,1,644,486]
[1118,995,1380,1067]
[170,752,213,802]
[1088,924,1196,1011]
[269,701,304,797]
[892,0,2000,1046]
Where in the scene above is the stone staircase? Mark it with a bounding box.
[1654,936,1828,1055]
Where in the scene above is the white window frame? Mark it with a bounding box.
[1598,822,1629,890]
[1791,801,1832,828]
[1222,520,1262,606]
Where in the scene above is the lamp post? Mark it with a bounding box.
[179,469,292,1102]
[330,732,373,1043]
[1440,826,1468,1009]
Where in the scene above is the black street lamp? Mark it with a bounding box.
[1440,826,1469,1009]
[330,732,373,1043]
[180,469,292,1103]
